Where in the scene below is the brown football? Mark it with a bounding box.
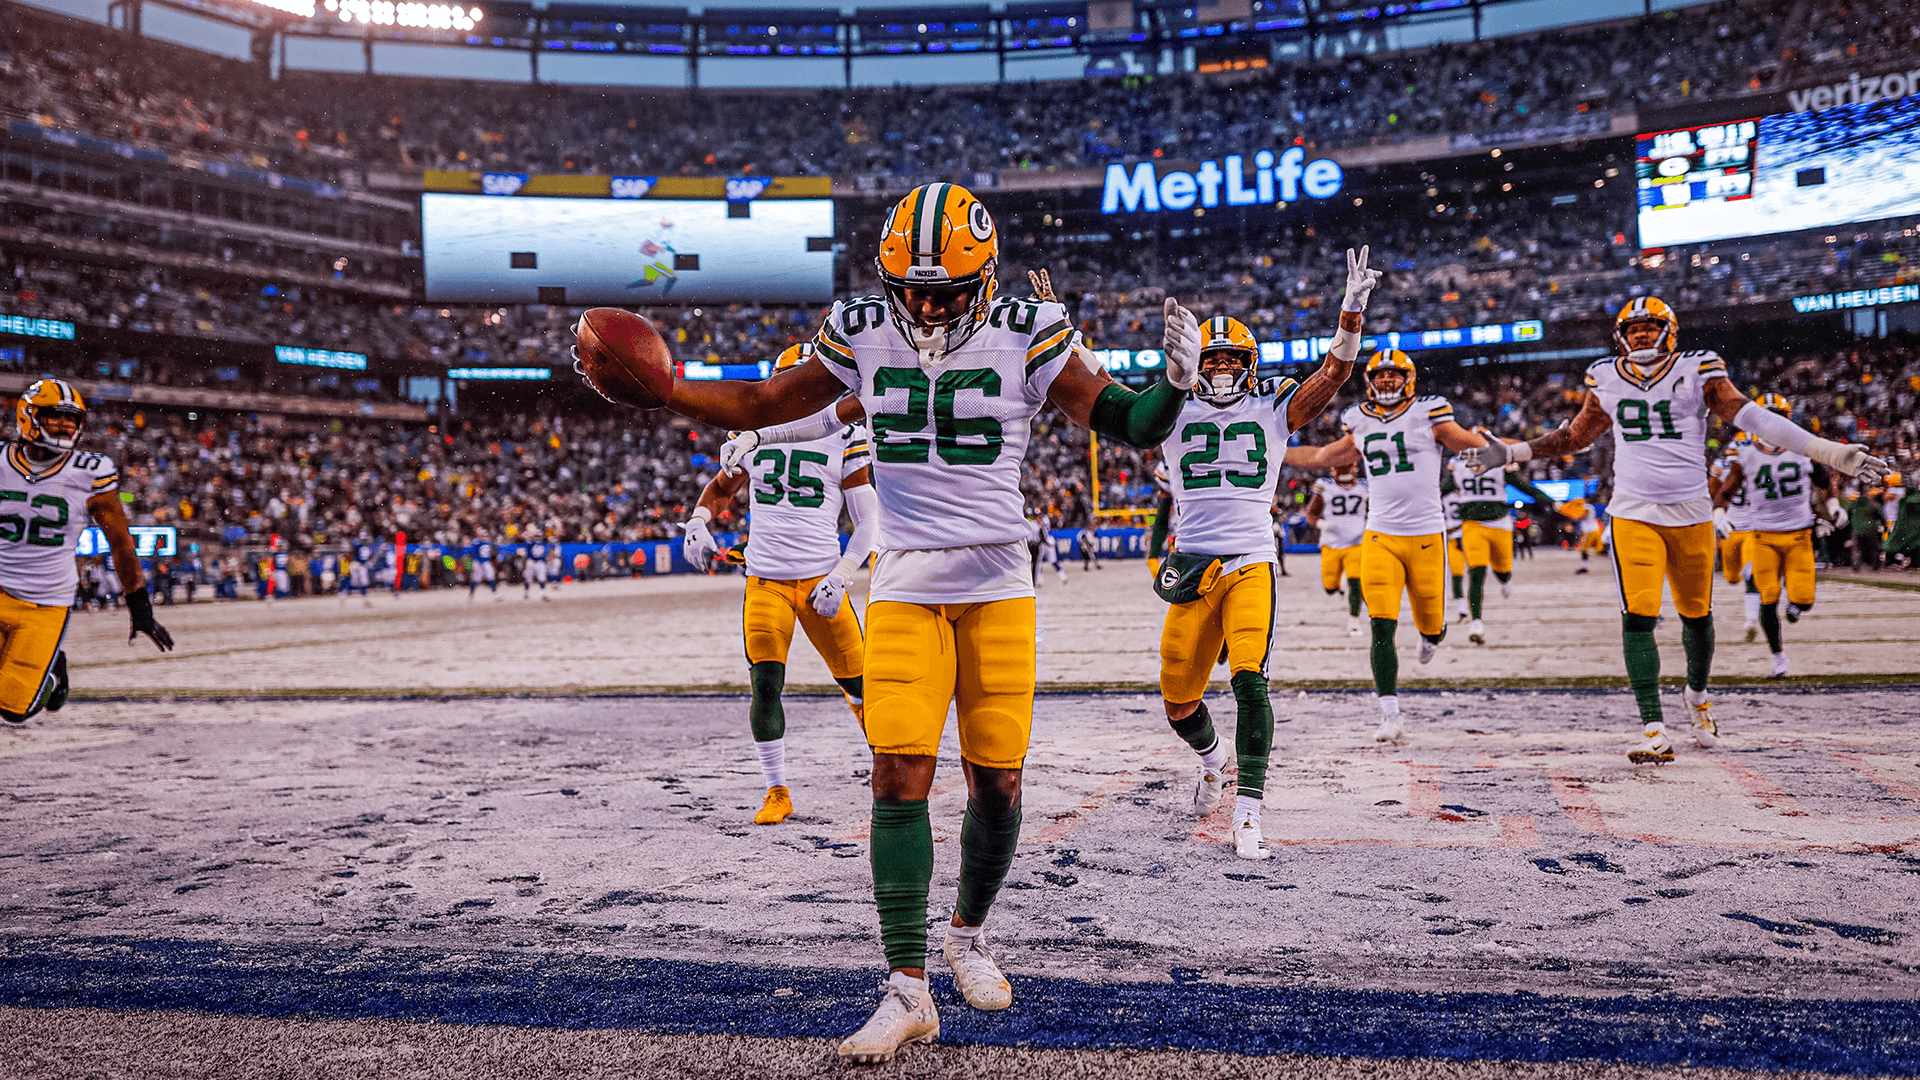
[573,307,674,409]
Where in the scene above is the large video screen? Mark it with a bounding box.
[421,194,835,304]
[1636,94,1920,247]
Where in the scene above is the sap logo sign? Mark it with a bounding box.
[611,176,656,199]
[726,177,773,202]
[1101,149,1343,215]
[481,172,528,196]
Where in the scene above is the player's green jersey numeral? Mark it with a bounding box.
[1178,421,1268,489]
[1362,432,1415,476]
[871,368,1004,466]
[0,491,66,547]
[752,449,831,508]
[1754,461,1802,501]
[1616,398,1682,442]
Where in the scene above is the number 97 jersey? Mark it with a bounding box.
[0,446,116,606]
[1583,350,1726,509]
[1162,378,1302,557]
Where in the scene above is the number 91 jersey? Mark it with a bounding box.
[1583,350,1727,513]
[1162,378,1302,557]
[0,446,116,606]
[1340,397,1454,536]
[744,423,872,581]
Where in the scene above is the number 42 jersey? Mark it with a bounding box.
[1161,378,1302,559]
[1583,350,1727,524]
[0,445,116,606]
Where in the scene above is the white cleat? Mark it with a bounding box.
[1685,686,1717,748]
[838,975,941,1063]
[1499,578,1511,599]
[1454,597,1470,623]
[1770,652,1790,680]
[1232,818,1271,861]
[943,929,1013,1011]
[1374,714,1404,743]
[1468,619,1486,645]
[1629,726,1676,764]
[1418,637,1439,664]
[1347,615,1362,637]
[1194,763,1228,818]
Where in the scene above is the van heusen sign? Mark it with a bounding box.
[274,345,369,370]
[1790,285,1920,313]
[0,314,76,340]
[1101,147,1344,215]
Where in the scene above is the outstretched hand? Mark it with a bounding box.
[1342,246,1383,313]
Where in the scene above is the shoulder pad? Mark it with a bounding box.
[1256,376,1298,398]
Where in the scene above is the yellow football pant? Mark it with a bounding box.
[1459,520,1514,574]
[1361,531,1448,636]
[0,588,67,718]
[1720,530,1753,583]
[1319,544,1361,593]
[1160,562,1276,704]
[1610,517,1714,619]
[862,597,1035,769]
[1578,527,1607,555]
[742,575,864,679]
[1747,528,1815,607]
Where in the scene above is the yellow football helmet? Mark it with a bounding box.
[16,378,85,453]
[1615,296,1678,358]
[1196,315,1259,406]
[774,342,814,371]
[875,182,998,358]
[1365,350,1415,406]
[1757,392,1791,417]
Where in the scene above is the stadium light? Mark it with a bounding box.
[325,0,485,30]
[250,0,318,16]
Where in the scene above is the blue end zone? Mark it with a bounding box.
[1,937,1914,1074]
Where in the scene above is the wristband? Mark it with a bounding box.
[689,506,713,526]
[1508,441,1533,464]
[127,587,155,623]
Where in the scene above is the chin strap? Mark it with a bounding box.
[911,325,950,370]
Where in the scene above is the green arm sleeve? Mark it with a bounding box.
[1149,494,1172,559]
[1089,380,1185,449]
[1438,470,1457,497]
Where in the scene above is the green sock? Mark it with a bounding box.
[1758,603,1782,652]
[1622,613,1663,726]
[834,674,864,700]
[1494,571,1511,585]
[1230,671,1273,799]
[1744,578,1759,595]
[1168,700,1220,755]
[954,797,1022,926]
[1682,614,1714,692]
[1347,578,1363,617]
[871,799,934,971]
[1370,617,1399,697]
[1451,574,1463,599]
[1468,567,1487,620]
[749,661,786,742]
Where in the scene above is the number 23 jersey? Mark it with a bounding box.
[1584,350,1726,522]
[0,445,116,606]
[1160,378,1301,558]
[1340,397,1453,536]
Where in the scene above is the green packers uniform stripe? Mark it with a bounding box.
[1025,320,1074,376]
[815,323,857,369]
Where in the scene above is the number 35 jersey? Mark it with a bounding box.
[814,294,1075,552]
[1583,350,1726,523]
[1340,397,1453,536]
[744,422,871,581]
[1161,378,1302,559]
[0,445,116,606]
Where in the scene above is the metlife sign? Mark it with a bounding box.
[1101,148,1344,215]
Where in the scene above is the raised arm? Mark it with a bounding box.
[1285,247,1381,432]
[1049,300,1191,448]
[648,355,849,431]
[1469,390,1612,475]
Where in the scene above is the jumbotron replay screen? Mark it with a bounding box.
[421,194,835,304]
[1636,92,1920,247]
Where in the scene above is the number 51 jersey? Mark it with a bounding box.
[1340,397,1453,536]
[1583,350,1726,521]
[1161,377,1302,558]
[0,446,116,606]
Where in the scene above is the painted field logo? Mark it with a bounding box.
[1102,149,1344,215]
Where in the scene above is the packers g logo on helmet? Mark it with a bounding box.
[1615,297,1678,360]
[1195,315,1259,407]
[15,378,85,454]
[876,183,999,360]
[1365,350,1416,406]
[774,342,814,371]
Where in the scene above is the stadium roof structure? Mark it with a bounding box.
[106,0,1603,85]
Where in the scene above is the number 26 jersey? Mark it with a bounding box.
[1339,397,1453,536]
[0,445,117,606]
[1583,350,1726,522]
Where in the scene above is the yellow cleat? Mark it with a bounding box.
[754,785,793,825]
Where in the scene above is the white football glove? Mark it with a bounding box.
[717,430,760,476]
[1712,506,1731,540]
[1459,439,1511,476]
[1838,445,1893,483]
[809,571,849,617]
[1341,245,1383,313]
[1814,516,1835,538]
[1162,297,1200,390]
[682,515,719,567]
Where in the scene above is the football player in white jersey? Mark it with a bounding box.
[683,343,879,827]
[1709,433,1763,640]
[0,379,172,724]
[1467,298,1886,762]
[583,183,1321,1063]
[1154,308,1367,861]
[1305,464,1368,636]
[1293,350,1490,742]
[1711,394,1831,679]
[1439,435,1560,644]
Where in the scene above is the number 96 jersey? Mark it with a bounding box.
[0,446,116,606]
[1161,378,1302,557]
[1339,397,1454,536]
[1583,350,1727,516]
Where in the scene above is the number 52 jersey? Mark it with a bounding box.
[1160,377,1302,558]
[0,446,117,606]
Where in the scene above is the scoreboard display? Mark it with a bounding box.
[1636,119,1759,215]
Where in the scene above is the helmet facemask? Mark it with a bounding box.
[23,402,83,455]
[877,262,996,370]
[1194,347,1256,407]
[1368,367,1409,407]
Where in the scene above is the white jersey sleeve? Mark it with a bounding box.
[0,446,116,606]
